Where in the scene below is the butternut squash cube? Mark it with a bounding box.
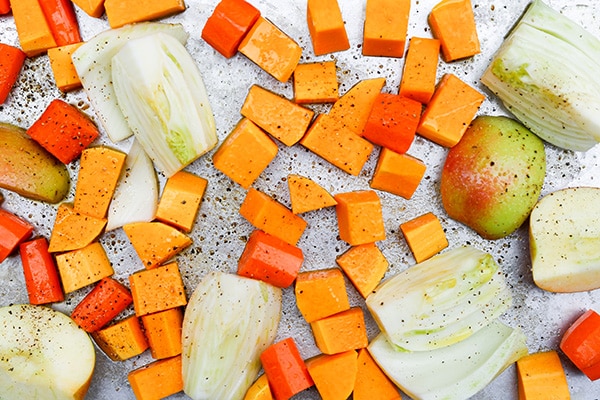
[295,268,350,323]
[123,221,192,269]
[399,37,440,104]
[128,356,184,400]
[306,0,350,56]
[336,243,389,298]
[48,43,83,92]
[400,212,448,263]
[334,190,386,246]
[287,174,337,214]
[306,350,358,400]
[129,262,187,317]
[92,315,149,361]
[428,0,480,62]
[48,203,106,253]
[310,307,369,355]
[517,350,570,400]
[293,62,339,104]
[141,307,183,360]
[71,0,105,18]
[104,0,186,29]
[55,242,114,293]
[370,148,427,200]
[11,0,57,57]
[354,348,401,400]
[363,0,410,57]
[155,171,208,233]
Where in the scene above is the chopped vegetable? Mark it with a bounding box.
[11,0,57,56]
[92,315,149,361]
[48,203,106,253]
[0,43,26,104]
[47,43,83,92]
[560,309,600,380]
[366,245,512,351]
[128,355,184,400]
[480,0,600,151]
[70,0,105,18]
[0,207,33,262]
[140,307,183,359]
[287,174,337,214]
[306,0,349,56]
[71,277,133,332]
[104,0,185,28]
[19,237,64,305]
[370,148,427,199]
[112,32,218,176]
[55,241,114,293]
[0,0,9,14]
[310,307,369,355]
[399,37,440,104]
[123,221,192,269]
[305,350,358,400]
[244,374,273,400]
[237,229,304,288]
[334,190,386,246]
[295,268,350,323]
[38,0,82,46]
[201,0,261,58]
[293,61,339,104]
[335,243,389,298]
[368,320,527,400]
[129,262,187,316]
[516,350,570,399]
[428,0,480,62]
[182,272,282,400]
[362,0,410,57]
[72,22,188,143]
[260,337,314,400]
[400,212,448,263]
[354,348,401,400]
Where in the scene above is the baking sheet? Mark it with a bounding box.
[1,0,600,399]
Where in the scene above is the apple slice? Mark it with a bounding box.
[0,304,95,399]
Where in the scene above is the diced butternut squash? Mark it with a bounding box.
[287,174,337,214]
[47,43,83,92]
[370,148,427,199]
[336,243,389,298]
[244,374,274,400]
[416,73,485,147]
[293,62,339,104]
[237,229,304,288]
[140,307,183,360]
[92,315,149,361]
[240,85,314,147]
[128,355,184,400]
[354,348,401,400]
[311,307,369,355]
[123,221,192,269]
[11,0,57,57]
[104,0,186,29]
[238,17,302,82]
[399,37,440,104]
[517,350,570,400]
[305,350,358,400]
[129,261,187,317]
[48,203,106,253]
[213,118,278,189]
[55,241,114,293]
[74,146,127,219]
[334,190,386,246]
[239,188,308,246]
[155,171,208,233]
[428,0,480,62]
[300,114,374,176]
[71,0,105,18]
[362,0,410,57]
[400,212,448,263]
[295,268,350,323]
[306,0,349,56]
[328,77,386,137]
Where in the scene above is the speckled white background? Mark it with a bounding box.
[1,0,600,399]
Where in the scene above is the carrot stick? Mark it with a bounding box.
[0,208,34,263]
[560,309,600,380]
[0,0,10,14]
[38,0,82,46]
[19,237,64,305]
[0,43,26,104]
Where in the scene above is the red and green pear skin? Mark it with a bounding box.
[440,115,546,240]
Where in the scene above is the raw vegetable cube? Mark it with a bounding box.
[244,374,273,400]
[370,148,426,199]
[141,307,183,360]
[129,262,187,317]
[92,315,149,361]
[362,0,410,58]
[310,307,369,355]
[47,43,83,92]
[516,350,570,399]
[399,37,440,104]
[123,221,192,269]
[293,62,339,104]
[104,0,186,29]
[128,355,184,400]
[287,174,337,214]
[11,0,57,56]
[212,118,278,189]
[295,268,350,323]
[55,242,114,293]
[336,243,389,298]
[70,0,105,18]
[334,190,386,246]
[354,348,401,400]
[400,212,448,263]
[305,350,358,400]
[0,208,33,262]
[19,238,64,305]
[48,203,107,253]
[306,0,349,56]
[428,0,480,62]
[155,171,208,233]
[0,43,26,103]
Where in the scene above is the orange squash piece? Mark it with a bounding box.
[71,0,105,18]
[129,262,187,317]
[363,0,410,57]
[517,350,570,400]
[141,307,183,359]
[240,85,314,146]
[47,43,83,92]
[305,350,358,400]
[370,148,427,199]
[48,203,106,253]
[295,268,350,323]
[238,17,302,82]
[399,37,440,104]
[354,348,401,400]
[428,0,480,62]
[400,212,448,263]
[311,307,369,355]
[336,243,389,298]
[123,221,192,269]
[155,170,208,233]
[55,241,114,293]
[334,190,386,246]
[104,0,186,28]
[293,61,339,104]
[287,174,337,214]
[128,355,184,400]
[239,188,308,246]
[306,0,349,56]
[213,118,278,189]
[92,315,149,361]
[416,73,485,147]
[11,0,57,57]
[244,374,274,400]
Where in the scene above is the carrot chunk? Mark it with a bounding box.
[47,43,83,92]
[237,229,304,288]
[92,315,149,361]
[305,350,358,400]
[128,355,184,400]
[104,0,186,29]
[336,243,389,298]
[362,0,410,57]
[428,0,480,62]
[295,268,350,323]
[0,43,26,104]
[334,190,386,246]
[123,221,192,269]
[38,0,82,46]
[354,348,401,400]
[287,174,337,214]
[71,277,133,332]
[362,93,422,154]
[55,241,114,293]
[0,0,10,14]
[516,350,570,399]
[0,208,33,262]
[370,148,426,199]
[293,62,339,104]
[141,307,184,359]
[19,237,64,304]
[155,171,208,233]
[129,262,188,317]
[399,37,440,104]
[201,0,261,58]
[260,337,314,400]
[306,0,349,56]
[560,309,600,380]
[310,307,369,355]
[400,212,448,263]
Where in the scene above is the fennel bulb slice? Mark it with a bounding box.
[182,272,282,400]
[368,320,528,400]
[72,22,188,143]
[106,140,158,231]
[112,32,218,177]
[366,246,512,351]
[481,0,600,151]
